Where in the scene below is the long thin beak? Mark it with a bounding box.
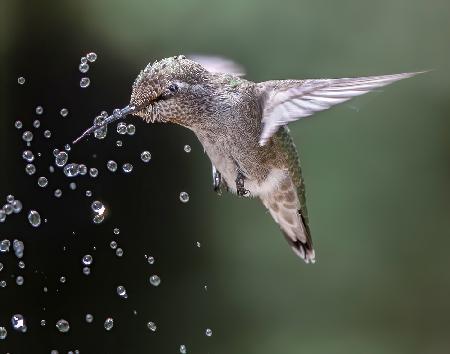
[72,104,137,144]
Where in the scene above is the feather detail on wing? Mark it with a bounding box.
[259,71,425,145]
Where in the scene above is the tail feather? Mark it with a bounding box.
[260,176,315,264]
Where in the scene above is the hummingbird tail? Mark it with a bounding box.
[260,177,315,264]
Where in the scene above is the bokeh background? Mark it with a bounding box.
[1,0,449,353]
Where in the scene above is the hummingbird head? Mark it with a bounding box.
[130,55,212,127]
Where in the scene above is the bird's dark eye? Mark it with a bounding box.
[168,83,178,93]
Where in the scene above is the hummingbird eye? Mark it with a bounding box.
[168,83,178,93]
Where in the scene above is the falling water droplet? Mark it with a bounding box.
[126,124,136,135]
[59,276,66,283]
[16,276,24,285]
[113,228,120,235]
[184,145,191,153]
[22,150,34,162]
[107,160,118,172]
[60,108,69,117]
[205,328,213,337]
[116,122,127,134]
[40,320,46,327]
[11,314,27,332]
[64,163,80,177]
[0,327,7,339]
[104,318,114,331]
[179,344,187,354]
[12,200,23,213]
[116,248,123,257]
[25,164,36,175]
[179,192,189,203]
[80,56,88,64]
[117,285,128,299]
[82,255,93,266]
[28,210,41,227]
[110,241,117,249]
[85,314,94,323]
[141,151,151,163]
[37,177,48,188]
[44,130,51,138]
[54,189,62,198]
[82,267,91,275]
[80,77,90,88]
[122,163,133,173]
[35,106,44,115]
[147,256,155,265]
[147,321,157,332]
[33,120,40,128]
[22,131,33,143]
[15,120,23,129]
[56,319,70,333]
[149,275,161,287]
[79,63,89,73]
[86,52,97,62]
[89,168,98,177]
[17,77,25,85]
[55,152,68,167]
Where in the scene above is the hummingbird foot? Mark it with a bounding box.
[235,170,250,197]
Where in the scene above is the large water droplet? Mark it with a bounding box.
[22,150,34,162]
[64,163,80,177]
[107,160,117,172]
[116,248,123,257]
[12,200,23,213]
[79,63,89,73]
[22,131,33,143]
[28,210,41,227]
[56,319,70,333]
[0,326,7,339]
[25,164,36,175]
[83,266,91,275]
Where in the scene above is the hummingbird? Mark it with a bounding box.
[74,55,423,264]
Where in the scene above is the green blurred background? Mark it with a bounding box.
[1,0,449,353]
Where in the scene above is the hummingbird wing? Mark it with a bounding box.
[188,55,246,76]
[258,72,424,145]
[260,126,315,264]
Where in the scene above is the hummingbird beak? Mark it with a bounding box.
[72,104,137,144]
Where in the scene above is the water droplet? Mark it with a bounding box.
[38,176,48,188]
[22,150,34,162]
[196,241,201,248]
[64,163,80,177]
[69,182,77,190]
[56,319,70,333]
[53,148,60,157]
[79,63,89,73]
[147,256,155,265]
[179,192,189,203]
[141,151,151,163]
[16,275,24,285]
[65,144,71,151]
[33,119,40,128]
[0,280,6,287]
[180,344,187,354]
[80,77,90,88]
[17,77,25,85]
[85,314,94,323]
[28,210,41,227]
[44,130,51,138]
[22,131,33,143]
[116,248,123,257]
[149,275,161,287]
[3,204,13,215]
[82,254,93,266]
[60,108,69,117]
[12,199,22,213]
[0,262,3,271]
[35,106,44,115]
[80,56,88,64]
[126,124,136,135]
[0,327,6,340]
[93,214,104,224]
[89,168,98,177]
[113,228,120,235]
[205,328,212,337]
[112,108,121,117]
[59,276,66,283]
[110,241,117,249]
[55,151,68,167]
[40,319,46,326]
[15,120,23,129]
[184,145,191,153]
[25,163,36,175]
[85,190,92,197]
[13,240,24,258]
[11,314,27,332]
[91,201,104,213]
[54,189,62,198]
[83,266,91,275]
[87,52,97,62]
[104,318,114,331]
[117,285,128,299]
[147,321,157,332]
[0,239,10,252]
[18,260,25,268]
[107,160,117,172]
[116,122,127,134]
[122,163,133,173]
[79,164,87,175]
[116,140,123,147]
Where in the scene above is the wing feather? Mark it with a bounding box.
[259,72,424,145]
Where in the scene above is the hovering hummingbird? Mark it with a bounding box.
[74,55,424,264]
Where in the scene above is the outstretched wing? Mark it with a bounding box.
[188,55,246,77]
[258,72,424,145]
